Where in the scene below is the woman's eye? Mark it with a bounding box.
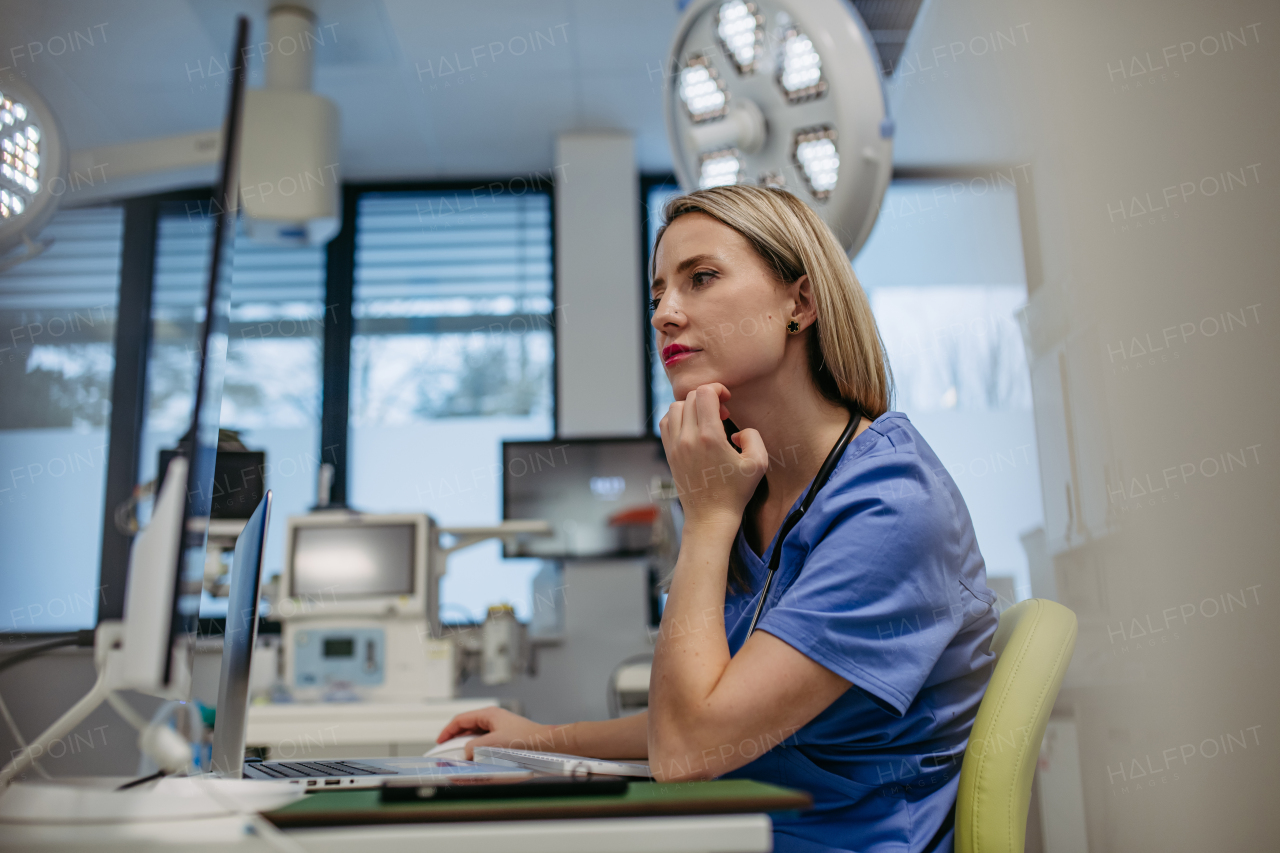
[648,297,661,311]
[691,270,715,286]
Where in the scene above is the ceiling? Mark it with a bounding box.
[0,0,922,185]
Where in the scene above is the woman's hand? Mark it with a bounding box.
[436,707,571,760]
[659,383,768,528]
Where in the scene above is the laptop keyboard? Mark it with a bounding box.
[244,760,395,779]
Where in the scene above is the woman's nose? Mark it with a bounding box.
[651,294,685,332]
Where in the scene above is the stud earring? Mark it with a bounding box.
[787,320,801,334]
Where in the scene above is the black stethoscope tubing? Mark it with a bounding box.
[745,409,863,639]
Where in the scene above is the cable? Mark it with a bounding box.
[0,631,94,676]
[116,770,166,791]
[0,687,51,780]
[0,663,111,786]
[0,631,95,783]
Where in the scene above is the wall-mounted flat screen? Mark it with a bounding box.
[502,438,671,559]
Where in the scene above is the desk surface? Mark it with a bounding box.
[0,778,795,853]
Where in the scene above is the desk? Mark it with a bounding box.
[284,815,773,853]
[1,778,792,853]
[244,699,500,759]
[2,814,772,853]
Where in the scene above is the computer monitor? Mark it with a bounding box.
[210,490,271,778]
[279,513,434,621]
[501,437,671,558]
[121,17,250,692]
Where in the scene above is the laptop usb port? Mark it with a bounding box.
[324,779,341,786]
[307,780,317,787]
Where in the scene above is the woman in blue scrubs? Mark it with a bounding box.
[440,185,999,853]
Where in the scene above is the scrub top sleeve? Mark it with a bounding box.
[755,459,966,717]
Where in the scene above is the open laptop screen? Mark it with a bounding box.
[210,491,271,778]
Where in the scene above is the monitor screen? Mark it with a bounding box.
[164,17,250,686]
[502,438,671,558]
[291,523,415,598]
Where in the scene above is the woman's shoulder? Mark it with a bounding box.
[783,415,980,604]
[812,412,962,537]
[832,412,949,492]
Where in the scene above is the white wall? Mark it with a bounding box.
[889,0,1280,849]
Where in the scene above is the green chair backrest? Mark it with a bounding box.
[955,598,1078,853]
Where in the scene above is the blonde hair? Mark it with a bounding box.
[652,185,893,418]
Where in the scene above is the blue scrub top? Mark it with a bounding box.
[721,412,998,853]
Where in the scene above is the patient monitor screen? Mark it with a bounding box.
[291,524,415,598]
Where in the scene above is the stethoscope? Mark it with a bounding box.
[744,408,865,639]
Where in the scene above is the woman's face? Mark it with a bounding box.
[650,213,799,401]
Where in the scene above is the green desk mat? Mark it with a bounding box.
[264,779,812,828]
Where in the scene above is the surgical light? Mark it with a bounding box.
[663,0,893,256]
[0,79,67,261]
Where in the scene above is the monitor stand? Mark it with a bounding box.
[0,453,196,787]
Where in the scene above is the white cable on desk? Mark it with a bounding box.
[0,666,110,786]
[0,646,192,785]
[0,688,51,780]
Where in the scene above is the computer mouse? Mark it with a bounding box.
[424,735,476,760]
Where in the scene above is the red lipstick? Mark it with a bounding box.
[662,343,700,366]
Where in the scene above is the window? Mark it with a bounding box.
[348,190,554,622]
[642,177,1041,600]
[0,207,124,632]
[137,201,325,617]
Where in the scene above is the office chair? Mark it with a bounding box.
[607,654,654,718]
[956,598,1078,853]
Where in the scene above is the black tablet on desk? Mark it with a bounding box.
[381,774,631,802]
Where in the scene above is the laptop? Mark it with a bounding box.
[209,491,532,789]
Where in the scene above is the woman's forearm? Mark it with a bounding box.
[556,711,649,760]
[647,519,739,775]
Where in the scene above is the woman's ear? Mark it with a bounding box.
[791,274,819,331]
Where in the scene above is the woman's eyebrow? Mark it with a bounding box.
[652,253,723,292]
